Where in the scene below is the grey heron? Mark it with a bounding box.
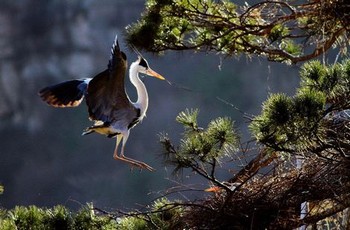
[39,35,165,171]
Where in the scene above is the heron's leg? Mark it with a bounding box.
[113,134,141,167]
[112,134,123,159]
[120,130,155,171]
[113,131,155,171]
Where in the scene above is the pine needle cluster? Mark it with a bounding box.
[160,109,238,173]
[0,204,116,230]
[250,59,350,155]
[126,0,349,63]
[117,198,184,229]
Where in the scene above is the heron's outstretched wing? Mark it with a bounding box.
[39,79,90,107]
[86,35,133,122]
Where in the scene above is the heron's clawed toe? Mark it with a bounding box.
[139,163,155,172]
[130,162,155,172]
[113,149,155,172]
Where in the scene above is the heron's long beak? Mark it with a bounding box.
[146,69,165,80]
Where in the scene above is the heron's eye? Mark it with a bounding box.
[139,57,149,69]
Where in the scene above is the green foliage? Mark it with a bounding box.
[263,93,293,126]
[73,203,116,230]
[126,0,243,54]
[300,60,337,92]
[251,59,350,152]
[117,198,184,230]
[45,205,73,229]
[250,93,295,148]
[0,204,117,230]
[117,215,147,230]
[148,198,183,229]
[127,0,348,63]
[281,39,302,57]
[0,200,184,230]
[10,206,47,230]
[294,90,326,119]
[161,109,238,171]
[176,109,200,131]
[300,60,327,88]
[269,24,289,42]
[300,59,350,107]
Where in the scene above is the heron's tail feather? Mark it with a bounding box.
[39,79,91,107]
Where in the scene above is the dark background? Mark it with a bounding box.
[0,0,299,210]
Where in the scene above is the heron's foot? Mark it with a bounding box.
[129,162,155,172]
[113,154,155,172]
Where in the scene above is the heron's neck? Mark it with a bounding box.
[130,63,148,117]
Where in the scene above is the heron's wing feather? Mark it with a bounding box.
[39,79,90,107]
[86,36,131,122]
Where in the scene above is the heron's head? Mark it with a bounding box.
[136,56,165,80]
